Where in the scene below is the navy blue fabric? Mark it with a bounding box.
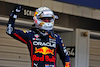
[6,12,70,67]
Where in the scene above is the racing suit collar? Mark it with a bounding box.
[30,28,55,38]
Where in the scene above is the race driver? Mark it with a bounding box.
[6,5,71,67]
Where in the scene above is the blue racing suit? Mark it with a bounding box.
[6,6,71,67]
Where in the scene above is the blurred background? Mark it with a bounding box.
[0,0,100,67]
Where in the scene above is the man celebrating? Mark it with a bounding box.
[6,5,71,67]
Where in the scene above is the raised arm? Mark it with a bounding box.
[6,5,28,44]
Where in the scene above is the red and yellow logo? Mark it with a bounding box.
[65,62,70,67]
[35,47,54,55]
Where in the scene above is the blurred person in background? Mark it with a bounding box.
[6,5,71,67]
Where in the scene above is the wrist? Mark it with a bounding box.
[10,12,17,19]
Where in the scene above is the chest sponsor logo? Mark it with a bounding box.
[35,34,40,38]
[35,47,54,55]
[33,55,55,62]
[33,41,56,48]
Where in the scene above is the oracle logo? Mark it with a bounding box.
[33,41,56,48]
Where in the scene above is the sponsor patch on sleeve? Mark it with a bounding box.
[65,62,70,67]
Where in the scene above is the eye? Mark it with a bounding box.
[39,17,53,22]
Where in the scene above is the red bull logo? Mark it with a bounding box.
[35,47,54,55]
[33,55,44,61]
[33,55,55,62]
